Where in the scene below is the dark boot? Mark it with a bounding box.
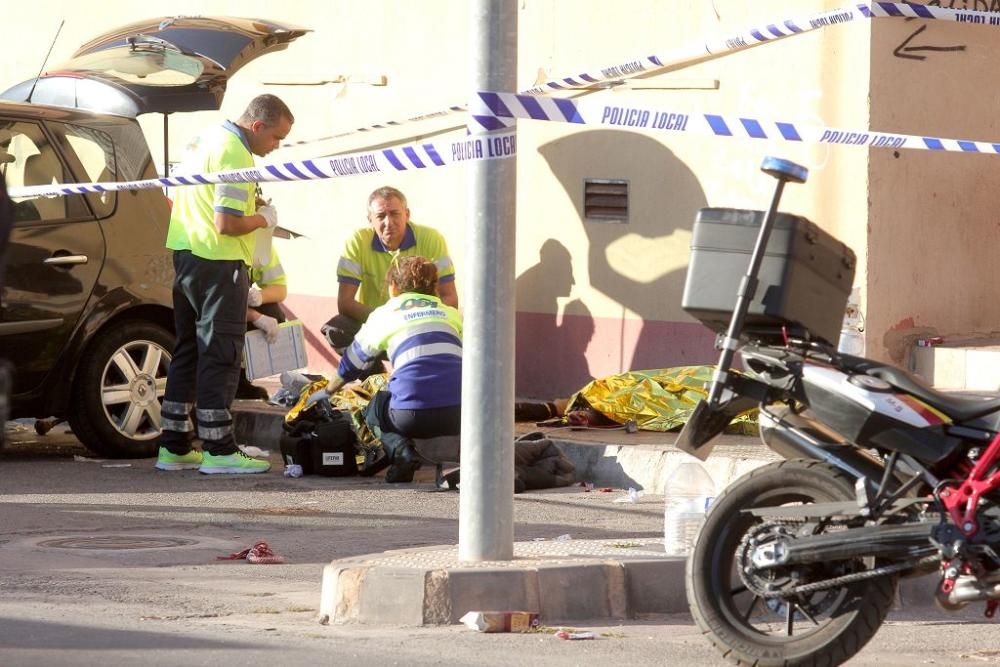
[385,441,421,483]
[358,448,391,477]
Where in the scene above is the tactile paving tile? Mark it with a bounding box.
[354,538,670,569]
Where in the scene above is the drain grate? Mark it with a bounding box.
[38,536,198,550]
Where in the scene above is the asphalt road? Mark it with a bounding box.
[1,424,998,666]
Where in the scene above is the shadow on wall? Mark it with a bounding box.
[515,239,596,397]
[282,302,339,367]
[536,130,711,377]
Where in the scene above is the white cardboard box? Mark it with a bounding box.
[244,319,309,380]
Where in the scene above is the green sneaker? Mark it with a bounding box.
[154,447,203,471]
[199,450,271,475]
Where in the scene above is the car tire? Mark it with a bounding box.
[69,320,174,459]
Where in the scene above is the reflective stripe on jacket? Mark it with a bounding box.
[338,292,462,409]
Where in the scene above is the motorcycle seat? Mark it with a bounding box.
[841,354,1000,421]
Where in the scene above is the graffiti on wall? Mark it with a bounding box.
[893,0,1000,60]
[894,24,966,59]
[928,0,1000,10]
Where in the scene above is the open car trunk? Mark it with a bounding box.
[1,17,309,116]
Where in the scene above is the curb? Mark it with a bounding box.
[318,541,688,626]
[233,400,286,452]
[550,435,779,494]
[316,546,940,627]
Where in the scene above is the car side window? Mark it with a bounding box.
[0,120,89,223]
[58,122,117,218]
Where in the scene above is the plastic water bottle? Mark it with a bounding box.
[837,287,864,356]
[663,461,716,555]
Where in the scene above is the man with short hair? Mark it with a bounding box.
[156,94,293,474]
[322,186,457,355]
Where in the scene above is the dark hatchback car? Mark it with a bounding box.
[0,102,172,458]
[0,17,306,457]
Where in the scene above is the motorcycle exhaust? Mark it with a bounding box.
[937,572,1000,609]
[758,408,871,481]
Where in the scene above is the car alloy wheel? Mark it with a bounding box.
[99,338,171,440]
[70,320,175,458]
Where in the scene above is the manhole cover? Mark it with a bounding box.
[38,536,198,550]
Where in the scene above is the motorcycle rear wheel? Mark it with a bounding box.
[686,459,897,667]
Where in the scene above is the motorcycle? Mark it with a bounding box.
[676,157,1000,666]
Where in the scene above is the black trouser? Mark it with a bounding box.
[160,250,249,456]
[364,389,461,460]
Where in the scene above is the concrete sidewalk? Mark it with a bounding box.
[231,399,936,626]
[231,398,780,495]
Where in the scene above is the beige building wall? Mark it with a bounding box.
[15,1,977,397]
[514,0,872,395]
[868,8,1000,366]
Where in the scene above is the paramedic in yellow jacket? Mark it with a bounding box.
[156,94,293,475]
[237,246,289,399]
[307,256,462,483]
[246,245,288,341]
[321,187,457,374]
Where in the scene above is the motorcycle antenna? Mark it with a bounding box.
[26,20,65,103]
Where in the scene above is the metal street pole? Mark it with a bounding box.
[459,0,518,562]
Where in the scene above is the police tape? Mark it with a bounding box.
[471,91,1000,155]
[283,2,1000,148]
[520,2,973,96]
[698,1,1000,61]
[280,106,470,149]
[6,131,517,199]
[10,2,999,198]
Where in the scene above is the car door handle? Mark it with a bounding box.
[43,255,89,266]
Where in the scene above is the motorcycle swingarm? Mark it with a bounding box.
[747,500,860,521]
[747,497,927,522]
[750,521,936,569]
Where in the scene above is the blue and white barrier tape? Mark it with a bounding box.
[7,131,517,199]
[11,2,1000,197]
[697,2,1000,61]
[471,91,1000,155]
[284,2,1000,148]
[280,106,468,149]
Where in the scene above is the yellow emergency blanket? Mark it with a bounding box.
[284,373,389,452]
[567,365,758,434]
[285,366,755,443]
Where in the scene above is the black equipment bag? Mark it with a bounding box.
[280,409,359,477]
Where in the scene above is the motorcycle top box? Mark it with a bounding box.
[680,158,1000,667]
[682,207,856,345]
